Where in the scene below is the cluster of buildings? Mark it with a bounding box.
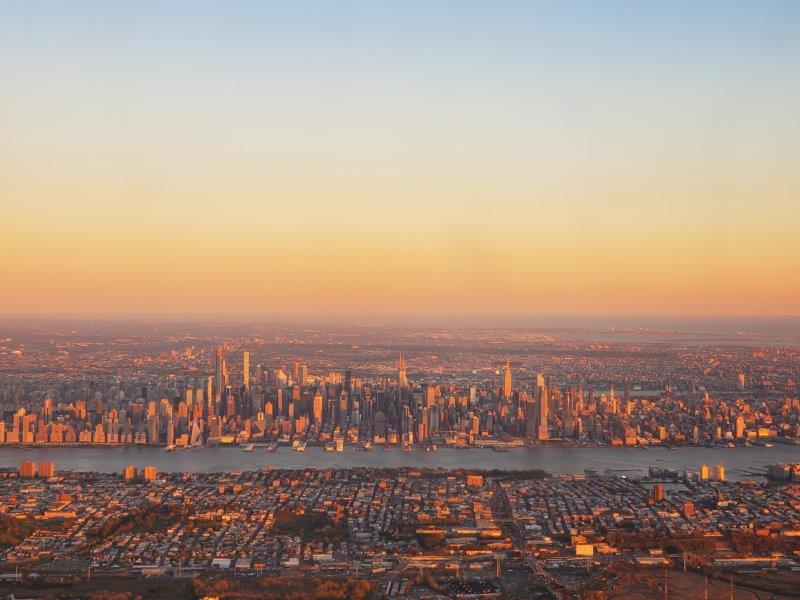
[767,463,800,482]
[0,339,798,452]
[507,473,800,556]
[0,467,508,576]
[0,467,798,588]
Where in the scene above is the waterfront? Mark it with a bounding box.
[1,444,798,478]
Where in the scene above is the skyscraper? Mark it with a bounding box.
[536,377,549,440]
[214,345,226,396]
[502,360,512,400]
[242,350,250,390]
[398,355,408,389]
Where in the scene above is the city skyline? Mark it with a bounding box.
[3,3,800,597]
[2,1,800,317]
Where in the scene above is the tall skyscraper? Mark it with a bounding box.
[312,391,323,423]
[563,389,574,438]
[502,360,512,400]
[536,377,549,440]
[214,345,226,396]
[734,415,745,439]
[398,355,408,389]
[242,350,250,390]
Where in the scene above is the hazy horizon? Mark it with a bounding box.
[3,312,800,335]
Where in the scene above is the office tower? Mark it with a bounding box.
[699,464,710,481]
[292,359,301,383]
[19,461,36,478]
[502,360,512,400]
[339,390,348,425]
[737,373,746,390]
[715,464,725,481]
[183,385,192,406]
[734,415,745,439]
[536,377,549,440]
[242,350,250,390]
[122,465,137,482]
[398,355,408,389]
[563,389,574,438]
[344,369,352,396]
[299,363,308,386]
[214,345,226,396]
[652,483,664,502]
[190,420,202,446]
[526,392,537,438]
[313,392,323,423]
[38,460,55,478]
[535,372,546,389]
[142,465,158,482]
[423,384,436,408]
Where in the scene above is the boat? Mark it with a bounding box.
[324,441,336,452]
[295,441,307,452]
[164,444,176,452]
[242,443,254,452]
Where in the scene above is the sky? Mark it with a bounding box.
[1,1,799,317]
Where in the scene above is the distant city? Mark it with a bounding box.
[1,320,800,598]
[0,320,798,455]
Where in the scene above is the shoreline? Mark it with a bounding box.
[0,439,794,450]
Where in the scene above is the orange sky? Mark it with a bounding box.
[1,2,799,316]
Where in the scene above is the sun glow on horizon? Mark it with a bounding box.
[1,1,799,316]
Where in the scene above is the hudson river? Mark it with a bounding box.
[1,445,798,479]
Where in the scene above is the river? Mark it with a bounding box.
[1,444,798,479]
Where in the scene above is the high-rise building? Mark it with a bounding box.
[715,464,725,481]
[563,389,574,438]
[142,465,158,482]
[398,355,408,389]
[292,359,301,383]
[734,415,745,439]
[123,465,137,482]
[242,350,250,390]
[652,482,664,502]
[38,460,55,478]
[214,345,226,396]
[19,460,36,478]
[502,360,512,400]
[536,378,549,441]
[312,392,323,423]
